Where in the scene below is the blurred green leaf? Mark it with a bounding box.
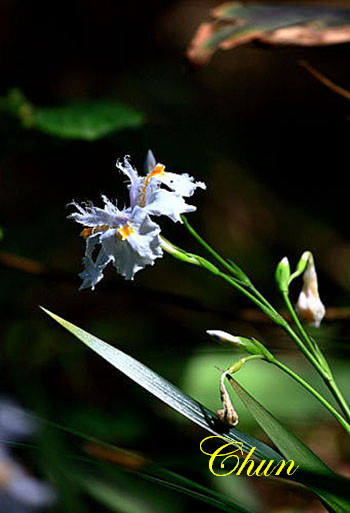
[136,467,253,513]
[33,101,144,140]
[39,417,255,513]
[180,351,349,427]
[1,88,144,140]
[76,475,170,513]
[229,376,350,513]
[33,405,256,512]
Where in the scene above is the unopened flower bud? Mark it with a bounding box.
[295,251,310,276]
[275,257,291,293]
[207,330,243,347]
[207,330,274,361]
[296,253,325,327]
[289,250,310,283]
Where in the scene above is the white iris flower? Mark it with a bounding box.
[69,151,205,289]
[116,151,206,223]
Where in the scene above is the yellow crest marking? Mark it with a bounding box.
[117,224,135,240]
[139,164,165,207]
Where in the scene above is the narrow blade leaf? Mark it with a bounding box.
[228,376,350,513]
[41,307,280,464]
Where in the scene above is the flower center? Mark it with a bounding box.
[138,164,165,207]
[117,224,136,240]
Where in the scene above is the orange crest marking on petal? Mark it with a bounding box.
[80,225,109,238]
[117,224,135,240]
[139,164,166,207]
[145,164,165,184]
[80,228,93,238]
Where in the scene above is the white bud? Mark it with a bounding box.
[296,253,326,327]
[206,330,242,346]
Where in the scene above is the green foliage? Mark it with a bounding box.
[1,88,144,140]
[34,101,144,140]
[37,396,255,513]
[229,376,350,513]
[41,307,279,462]
[43,308,349,512]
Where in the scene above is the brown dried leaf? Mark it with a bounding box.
[260,23,350,46]
[187,2,350,66]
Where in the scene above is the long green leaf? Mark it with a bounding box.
[43,308,350,511]
[41,308,279,464]
[228,376,350,513]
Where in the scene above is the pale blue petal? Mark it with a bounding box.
[68,199,127,227]
[7,471,56,508]
[157,172,206,197]
[0,398,37,441]
[144,150,156,173]
[79,235,112,290]
[0,491,29,513]
[116,156,142,208]
[100,208,162,280]
[144,188,196,223]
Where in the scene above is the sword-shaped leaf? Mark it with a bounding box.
[42,308,350,511]
[228,375,350,513]
[41,308,279,462]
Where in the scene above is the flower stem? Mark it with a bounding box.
[180,215,239,277]
[282,291,350,421]
[162,232,350,430]
[282,292,318,355]
[325,377,350,423]
[180,217,327,374]
[272,359,350,433]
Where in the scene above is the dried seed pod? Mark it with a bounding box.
[216,371,238,426]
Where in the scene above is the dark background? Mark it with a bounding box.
[1,1,349,512]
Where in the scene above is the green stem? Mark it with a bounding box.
[325,378,350,423]
[215,270,283,324]
[181,215,243,279]
[176,222,329,376]
[280,323,325,376]
[282,292,317,355]
[248,283,278,311]
[180,218,326,375]
[181,216,277,312]
[162,234,350,428]
[198,255,327,376]
[283,292,350,421]
[273,359,350,433]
